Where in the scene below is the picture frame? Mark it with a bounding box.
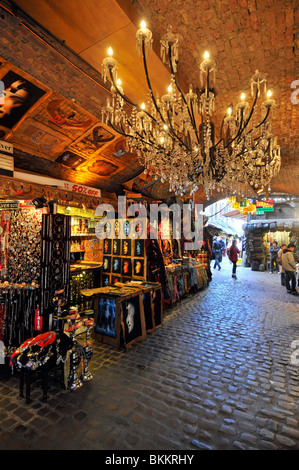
[102,256,111,273]
[112,239,120,255]
[121,239,131,256]
[133,258,144,277]
[121,258,132,277]
[0,67,48,131]
[112,256,121,274]
[134,239,145,257]
[103,238,112,255]
[94,297,117,338]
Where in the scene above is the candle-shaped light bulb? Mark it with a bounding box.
[168,85,173,93]
[204,51,210,60]
[227,107,232,115]
[116,79,122,86]
[107,47,113,56]
[241,92,246,100]
[141,102,146,110]
[140,20,146,29]
[267,89,272,98]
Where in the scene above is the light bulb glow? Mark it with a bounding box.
[168,85,173,93]
[227,107,232,115]
[116,79,122,85]
[108,47,113,56]
[241,93,246,100]
[267,89,272,98]
[141,102,146,110]
[140,20,146,29]
[204,51,210,59]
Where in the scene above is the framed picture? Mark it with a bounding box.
[102,256,111,273]
[121,295,144,346]
[122,239,131,256]
[123,220,130,237]
[94,297,116,338]
[134,239,145,257]
[133,258,144,277]
[103,238,112,255]
[0,69,47,130]
[102,274,110,287]
[122,258,132,277]
[112,256,121,274]
[111,275,121,285]
[112,239,120,255]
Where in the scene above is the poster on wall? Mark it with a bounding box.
[0,69,47,130]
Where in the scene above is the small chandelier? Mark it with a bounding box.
[101,21,281,199]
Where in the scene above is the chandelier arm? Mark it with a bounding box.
[166,109,190,149]
[232,89,259,145]
[168,45,199,137]
[245,106,271,136]
[108,67,159,127]
[141,39,166,125]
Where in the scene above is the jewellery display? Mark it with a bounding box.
[0,283,39,359]
[40,213,71,330]
[7,209,42,284]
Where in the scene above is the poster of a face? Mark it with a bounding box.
[102,274,110,287]
[0,70,46,129]
[122,258,132,277]
[122,239,131,256]
[133,259,144,277]
[121,296,142,344]
[103,256,111,272]
[112,257,121,274]
[103,238,112,254]
[113,239,120,255]
[134,239,144,257]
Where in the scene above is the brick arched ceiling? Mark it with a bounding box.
[1,0,298,206]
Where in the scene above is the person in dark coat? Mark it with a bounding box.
[212,237,222,270]
[270,241,279,273]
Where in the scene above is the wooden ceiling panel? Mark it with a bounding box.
[14,0,131,53]
[80,21,172,106]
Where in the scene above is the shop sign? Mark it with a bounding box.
[0,140,13,177]
[0,200,19,210]
[256,199,274,213]
[62,182,101,197]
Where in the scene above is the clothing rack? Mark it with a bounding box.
[0,284,39,359]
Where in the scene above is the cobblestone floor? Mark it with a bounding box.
[1,258,299,451]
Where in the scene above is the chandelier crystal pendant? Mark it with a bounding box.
[101,21,281,199]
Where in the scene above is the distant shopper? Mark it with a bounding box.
[281,243,298,295]
[269,241,279,273]
[228,239,240,279]
[277,244,287,286]
[212,237,222,270]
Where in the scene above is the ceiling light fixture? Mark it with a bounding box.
[101,22,281,199]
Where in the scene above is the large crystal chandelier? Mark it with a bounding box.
[101,21,281,198]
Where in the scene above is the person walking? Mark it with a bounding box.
[212,237,222,270]
[281,243,298,296]
[270,241,279,273]
[228,239,240,279]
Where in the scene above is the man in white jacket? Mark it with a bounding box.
[281,243,298,295]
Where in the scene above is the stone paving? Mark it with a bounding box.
[0,258,299,451]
